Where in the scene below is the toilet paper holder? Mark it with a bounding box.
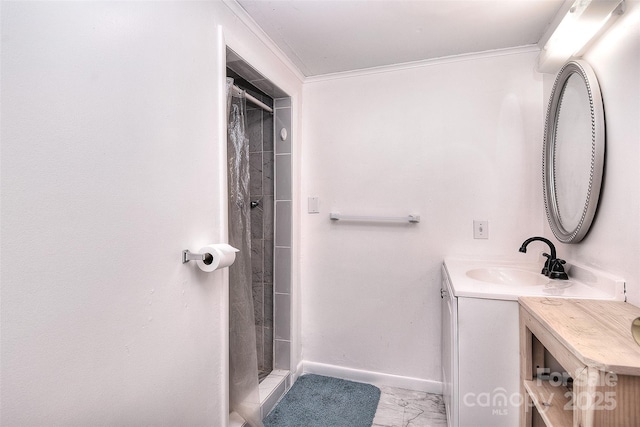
[182,250,214,265]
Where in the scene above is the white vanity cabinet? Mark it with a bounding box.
[442,264,521,427]
[441,258,624,427]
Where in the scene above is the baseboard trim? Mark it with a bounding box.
[302,361,443,395]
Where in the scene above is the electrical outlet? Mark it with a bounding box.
[474,220,488,239]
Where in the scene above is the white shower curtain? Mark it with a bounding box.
[226,77,264,427]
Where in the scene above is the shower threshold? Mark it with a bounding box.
[229,369,290,427]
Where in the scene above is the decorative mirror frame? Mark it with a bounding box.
[543,60,605,243]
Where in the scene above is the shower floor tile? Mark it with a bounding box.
[372,386,447,427]
[258,369,271,383]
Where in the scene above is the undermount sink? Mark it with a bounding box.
[466,267,553,286]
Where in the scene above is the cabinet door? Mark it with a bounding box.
[458,297,520,427]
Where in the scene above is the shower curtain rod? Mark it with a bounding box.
[232,84,274,113]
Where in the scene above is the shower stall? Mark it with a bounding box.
[228,72,276,382]
[226,48,293,424]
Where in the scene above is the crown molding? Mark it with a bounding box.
[305,45,541,84]
[220,2,541,85]
[222,0,306,83]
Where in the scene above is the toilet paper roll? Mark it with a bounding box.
[196,244,239,272]
[632,317,640,346]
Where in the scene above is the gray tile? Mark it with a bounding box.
[275,154,291,201]
[227,59,264,82]
[275,201,292,247]
[264,282,273,326]
[255,325,264,369]
[252,284,263,327]
[251,240,264,283]
[263,196,274,240]
[274,294,291,340]
[247,109,263,153]
[263,113,274,152]
[226,49,244,65]
[249,152,263,196]
[264,240,273,283]
[264,326,273,370]
[251,203,264,240]
[274,98,291,108]
[274,247,291,294]
[274,340,290,370]
[275,107,291,154]
[263,151,274,196]
[249,79,286,99]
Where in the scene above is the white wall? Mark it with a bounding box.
[0,1,302,425]
[218,1,306,381]
[545,1,640,306]
[300,50,545,389]
[1,3,226,424]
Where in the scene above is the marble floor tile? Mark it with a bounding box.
[372,386,447,427]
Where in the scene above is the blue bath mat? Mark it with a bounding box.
[263,374,381,427]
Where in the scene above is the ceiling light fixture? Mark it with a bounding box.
[538,0,625,73]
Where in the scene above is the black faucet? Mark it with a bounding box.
[519,236,569,280]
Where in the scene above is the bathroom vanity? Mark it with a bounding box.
[441,258,625,427]
[519,297,640,427]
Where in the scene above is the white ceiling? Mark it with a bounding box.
[236,0,566,77]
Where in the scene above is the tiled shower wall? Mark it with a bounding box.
[273,98,292,372]
[246,92,275,379]
[227,53,292,384]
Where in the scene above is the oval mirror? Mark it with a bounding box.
[543,60,605,243]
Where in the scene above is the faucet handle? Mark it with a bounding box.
[548,258,569,280]
[541,253,552,275]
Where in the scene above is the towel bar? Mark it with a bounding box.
[329,212,420,223]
